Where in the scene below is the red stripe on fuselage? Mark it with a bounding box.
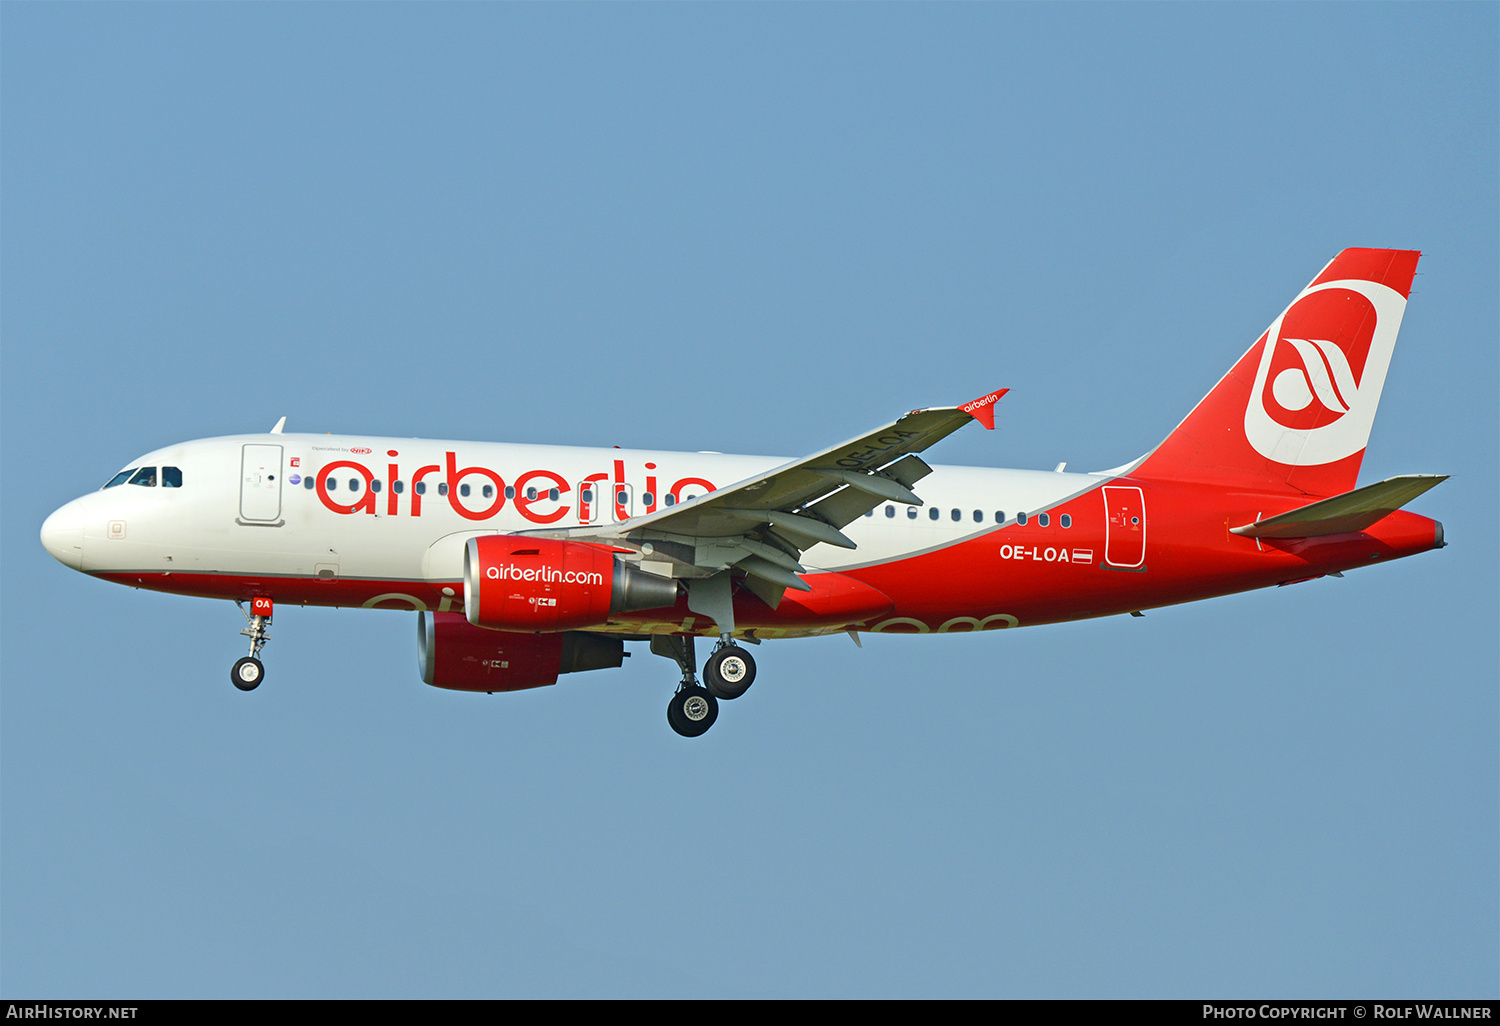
[92,480,1440,631]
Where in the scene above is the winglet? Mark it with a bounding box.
[270,416,286,435]
[959,388,1009,430]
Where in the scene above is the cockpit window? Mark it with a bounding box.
[104,469,136,489]
[162,466,183,488]
[127,467,157,487]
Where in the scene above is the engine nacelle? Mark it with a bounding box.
[464,535,679,631]
[417,611,627,692]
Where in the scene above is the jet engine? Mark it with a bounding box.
[463,535,680,631]
[417,611,628,692]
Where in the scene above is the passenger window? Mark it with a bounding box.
[951,508,961,522]
[580,488,592,503]
[128,467,157,487]
[371,480,382,493]
[906,507,917,519]
[864,509,874,517]
[415,482,426,495]
[348,478,361,493]
[527,487,538,500]
[505,486,515,499]
[973,510,982,523]
[460,484,471,498]
[304,476,315,490]
[482,485,493,498]
[1038,512,1050,527]
[162,466,183,488]
[995,511,1004,523]
[1017,511,1028,525]
[1060,514,1071,528]
[929,507,939,521]
[664,494,676,507]
[549,488,560,502]
[394,480,404,494]
[885,505,895,518]
[438,483,448,496]
[104,469,136,489]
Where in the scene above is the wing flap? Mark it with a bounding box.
[801,484,886,532]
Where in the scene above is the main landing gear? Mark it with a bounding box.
[652,634,757,737]
[704,643,756,700]
[231,598,272,691]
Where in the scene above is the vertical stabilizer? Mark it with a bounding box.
[1134,248,1420,497]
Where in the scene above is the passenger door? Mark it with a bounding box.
[240,444,284,523]
[1103,485,1146,568]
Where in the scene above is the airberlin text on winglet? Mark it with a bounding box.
[959,388,1009,430]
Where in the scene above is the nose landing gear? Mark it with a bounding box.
[231,655,264,691]
[232,598,272,691]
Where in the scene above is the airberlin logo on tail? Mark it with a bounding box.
[1244,277,1407,466]
[1269,337,1359,418]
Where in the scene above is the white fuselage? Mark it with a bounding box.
[43,431,1095,597]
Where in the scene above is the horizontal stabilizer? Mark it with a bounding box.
[1230,475,1447,539]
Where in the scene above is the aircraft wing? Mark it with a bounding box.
[517,389,1007,605]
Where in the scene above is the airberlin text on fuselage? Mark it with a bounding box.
[314,451,716,525]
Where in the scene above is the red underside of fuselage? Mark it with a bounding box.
[93,484,1441,635]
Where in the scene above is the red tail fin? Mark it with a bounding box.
[1134,248,1420,497]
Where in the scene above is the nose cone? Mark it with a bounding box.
[41,501,85,570]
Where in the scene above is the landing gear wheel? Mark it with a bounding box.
[704,645,756,700]
[667,686,718,737]
[231,656,264,691]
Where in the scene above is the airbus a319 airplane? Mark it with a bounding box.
[41,248,1447,736]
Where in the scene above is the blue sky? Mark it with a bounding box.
[3,4,1495,997]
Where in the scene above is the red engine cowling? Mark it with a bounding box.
[464,535,679,631]
[417,611,626,692]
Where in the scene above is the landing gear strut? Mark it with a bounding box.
[232,598,272,691]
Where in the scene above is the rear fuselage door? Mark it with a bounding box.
[240,444,284,522]
[1103,485,1146,568]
